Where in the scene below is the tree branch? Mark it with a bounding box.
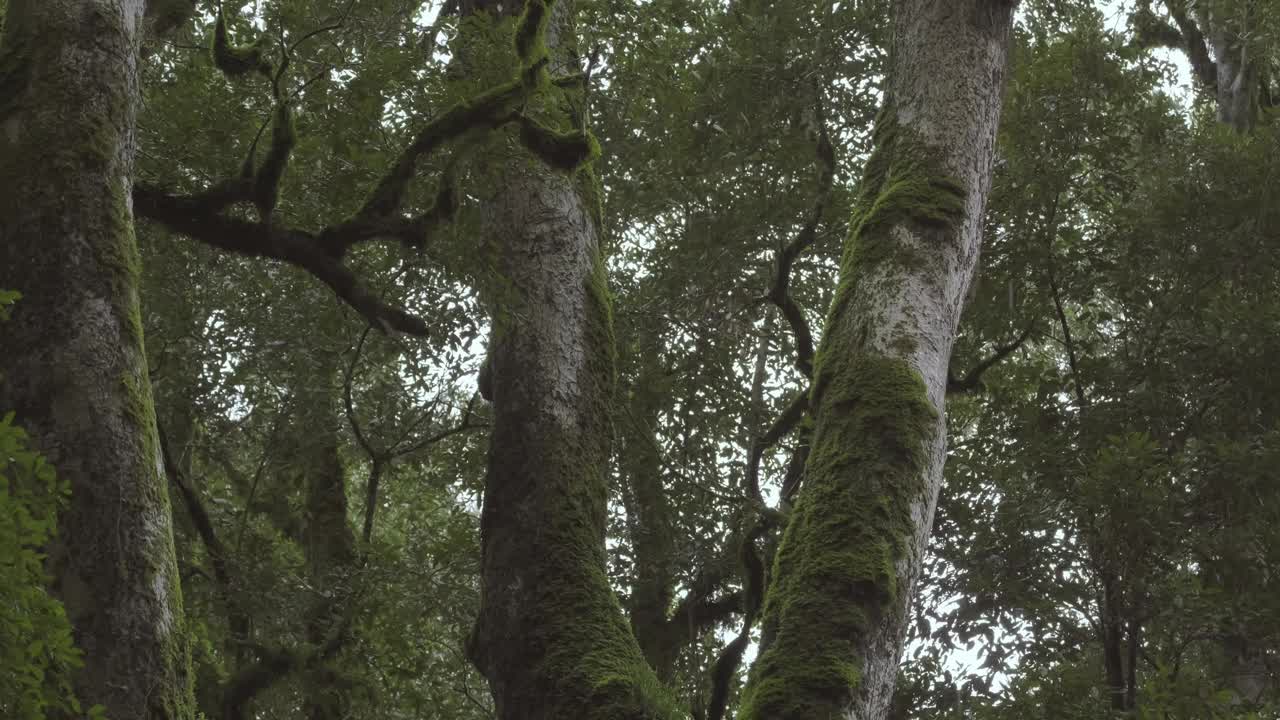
[159,426,232,592]
[946,323,1035,394]
[133,184,431,335]
[1162,0,1218,90]
[765,96,836,380]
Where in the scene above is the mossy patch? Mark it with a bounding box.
[253,101,296,219]
[739,100,953,719]
[835,101,965,302]
[739,356,935,720]
[212,10,272,79]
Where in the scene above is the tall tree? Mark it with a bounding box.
[740,2,1017,718]
[457,2,678,718]
[1134,0,1278,131]
[0,1,198,718]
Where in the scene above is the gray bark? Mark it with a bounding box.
[1203,4,1261,131]
[1157,0,1263,131]
[463,2,671,717]
[0,1,194,718]
[740,2,1016,719]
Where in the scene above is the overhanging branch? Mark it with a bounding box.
[133,184,431,335]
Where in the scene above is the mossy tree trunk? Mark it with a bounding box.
[297,361,358,720]
[463,2,672,718]
[0,1,194,718]
[739,3,1016,719]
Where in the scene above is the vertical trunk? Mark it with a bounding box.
[1205,11,1260,132]
[301,398,357,720]
[624,367,681,681]
[1125,618,1140,711]
[464,3,671,718]
[740,3,1015,719]
[1101,572,1127,712]
[1160,0,1262,132]
[288,353,358,720]
[0,1,194,718]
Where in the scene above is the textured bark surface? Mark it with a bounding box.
[739,3,1015,719]
[464,3,672,718]
[0,1,194,718]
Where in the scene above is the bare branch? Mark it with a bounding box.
[133,184,431,336]
[766,96,836,380]
[947,323,1035,394]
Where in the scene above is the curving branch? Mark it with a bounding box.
[765,97,837,380]
[705,90,836,720]
[133,184,431,335]
[1162,0,1218,90]
[138,0,588,339]
[947,323,1035,394]
[159,426,232,591]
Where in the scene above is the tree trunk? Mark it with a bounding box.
[1204,8,1260,132]
[623,364,681,681]
[739,3,1015,719]
[1101,571,1128,712]
[463,2,672,718]
[0,1,194,718]
[1156,0,1262,132]
[298,364,357,720]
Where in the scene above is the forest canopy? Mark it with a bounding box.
[3,0,1280,719]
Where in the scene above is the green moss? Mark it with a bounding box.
[254,101,296,218]
[514,0,553,67]
[739,355,936,720]
[840,101,965,288]
[212,10,271,79]
[516,114,599,171]
[584,246,617,391]
[119,368,196,720]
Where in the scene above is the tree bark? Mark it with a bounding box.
[1157,0,1263,132]
[739,2,1016,719]
[463,2,672,718]
[0,1,194,718]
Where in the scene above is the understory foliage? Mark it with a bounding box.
[0,291,91,720]
[6,0,1280,718]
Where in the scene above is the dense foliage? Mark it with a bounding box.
[0,292,93,720]
[5,0,1280,717]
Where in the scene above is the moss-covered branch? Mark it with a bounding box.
[139,0,593,341]
[1161,0,1217,90]
[705,107,835,719]
[212,8,273,79]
